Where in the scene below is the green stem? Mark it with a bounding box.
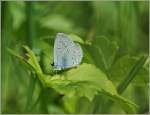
[25,73,37,112]
[1,2,12,112]
[26,1,35,47]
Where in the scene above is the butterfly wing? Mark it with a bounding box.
[62,43,83,68]
[54,33,74,70]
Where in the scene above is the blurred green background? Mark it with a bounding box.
[1,1,149,114]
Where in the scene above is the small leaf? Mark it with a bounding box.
[69,33,85,44]
[23,46,43,74]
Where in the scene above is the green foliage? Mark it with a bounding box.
[117,55,148,94]
[110,55,149,85]
[88,36,119,77]
[9,45,138,113]
[40,14,74,33]
[9,2,25,30]
[69,33,85,44]
[2,1,149,114]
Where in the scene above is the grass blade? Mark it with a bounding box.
[117,55,147,94]
[25,72,37,112]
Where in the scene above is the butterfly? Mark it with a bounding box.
[52,33,83,70]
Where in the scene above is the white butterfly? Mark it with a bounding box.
[53,33,83,70]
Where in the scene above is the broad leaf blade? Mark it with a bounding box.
[46,63,137,113]
[88,36,119,77]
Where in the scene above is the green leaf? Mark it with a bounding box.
[69,33,85,44]
[45,63,137,113]
[82,46,95,64]
[8,46,137,113]
[101,91,138,113]
[23,46,43,74]
[63,96,78,113]
[110,55,149,87]
[36,40,54,74]
[8,46,46,86]
[7,48,34,71]
[7,48,24,60]
[9,2,25,30]
[23,46,49,87]
[40,14,74,33]
[88,36,119,78]
[117,55,147,94]
[66,63,117,95]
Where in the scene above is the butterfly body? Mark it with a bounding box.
[53,33,83,70]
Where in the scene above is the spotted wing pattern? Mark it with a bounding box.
[54,33,83,70]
